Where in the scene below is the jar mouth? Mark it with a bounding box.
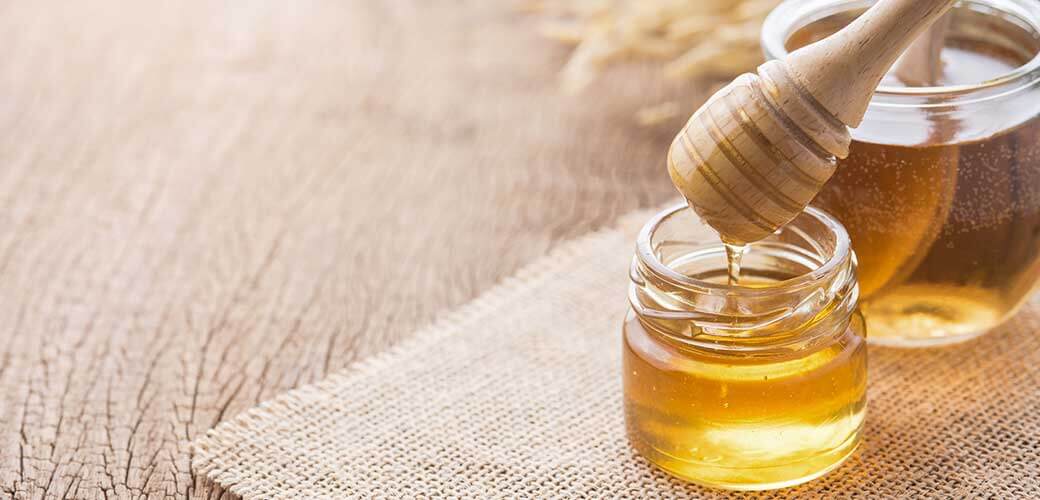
[635,203,852,297]
[761,0,1040,101]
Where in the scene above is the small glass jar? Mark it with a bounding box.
[762,0,1040,346]
[623,204,866,491]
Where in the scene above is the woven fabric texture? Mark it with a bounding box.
[193,208,1040,499]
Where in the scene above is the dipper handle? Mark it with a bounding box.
[667,0,957,244]
[892,12,953,87]
[786,0,957,126]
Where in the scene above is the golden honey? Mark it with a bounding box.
[765,0,1040,345]
[624,205,866,490]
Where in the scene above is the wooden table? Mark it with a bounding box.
[0,1,708,498]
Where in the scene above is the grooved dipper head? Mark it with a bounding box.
[667,61,850,244]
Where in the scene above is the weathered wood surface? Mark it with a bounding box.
[0,1,707,498]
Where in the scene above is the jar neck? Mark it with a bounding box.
[630,205,858,353]
[761,0,1040,109]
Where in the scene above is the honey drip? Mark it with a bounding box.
[723,242,747,286]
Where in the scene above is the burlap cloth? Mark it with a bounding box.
[193,207,1040,499]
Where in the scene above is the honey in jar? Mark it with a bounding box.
[624,204,866,490]
[763,0,1040,345]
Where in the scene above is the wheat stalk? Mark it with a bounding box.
[524,0,780,124]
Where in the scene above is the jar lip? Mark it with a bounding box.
[635,203,852,296]
[761,0,1040,100]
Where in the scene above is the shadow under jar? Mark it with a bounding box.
[623,204,866,491]
[763,0,1040,347]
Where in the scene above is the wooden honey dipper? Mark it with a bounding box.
[668,0,957,244]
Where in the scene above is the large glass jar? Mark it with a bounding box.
[763,0,1040,347]
[623,204,866,491]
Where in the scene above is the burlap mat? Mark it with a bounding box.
[193,207,1040,499]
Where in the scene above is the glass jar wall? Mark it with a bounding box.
[623,204,866,490]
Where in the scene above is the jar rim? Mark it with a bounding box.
[761,0,1040,100]
[635,203,852,297]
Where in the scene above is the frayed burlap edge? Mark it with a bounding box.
[191,208,655,498]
